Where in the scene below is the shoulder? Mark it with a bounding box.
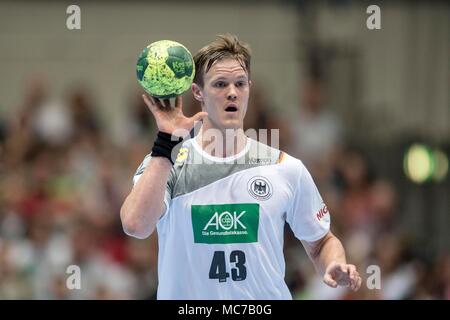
[249,138,306,173]
[277,152,308,187]
[278,151,307,171]
[247,138,307,182]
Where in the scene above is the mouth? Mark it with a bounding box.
[225,104,238,112]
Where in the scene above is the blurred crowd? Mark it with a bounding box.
[0,74,448,299]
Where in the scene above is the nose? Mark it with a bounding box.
[227,84,237,101]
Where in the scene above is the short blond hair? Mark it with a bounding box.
[193,34,252,87]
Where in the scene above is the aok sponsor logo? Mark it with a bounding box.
[191,204,260,244]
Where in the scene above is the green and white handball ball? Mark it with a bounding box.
[136,40,195,99]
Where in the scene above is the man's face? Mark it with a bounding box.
[192,58,251,131]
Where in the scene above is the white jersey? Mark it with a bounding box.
[133,137,330,299]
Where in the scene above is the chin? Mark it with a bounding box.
[221,121,242,131]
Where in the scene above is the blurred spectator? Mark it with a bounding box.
[66,86,102,144]
[433,254,450,299]
[335,146,376,232]
[333,146,397,236]
[25,75,74,146]
[124,237,158,299]
[371,233,419,300]
[288,78,343,186]
[124,88,157,142]
[244,85,288,150]
[0,71,446,300]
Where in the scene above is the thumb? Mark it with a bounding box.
[191,111,208,123]
[323,273,338,288]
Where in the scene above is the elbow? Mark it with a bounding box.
[120,208,154,239]
[309,232,335,260]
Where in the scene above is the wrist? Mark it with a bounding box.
[151,131,183,165]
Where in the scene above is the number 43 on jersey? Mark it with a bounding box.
[209,250,246,282]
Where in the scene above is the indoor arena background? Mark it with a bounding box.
[0,0,448,299]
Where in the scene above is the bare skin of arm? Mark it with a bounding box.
[120,94,207,239]
[301,231,362,291]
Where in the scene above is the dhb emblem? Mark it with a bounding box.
[248,176,273,201]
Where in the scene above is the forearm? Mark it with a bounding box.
[310,233,347,276]
[120,157,172,238]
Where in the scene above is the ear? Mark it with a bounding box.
[248,80,252,88]
[191,83,203,102]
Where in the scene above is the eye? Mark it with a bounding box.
[236,81,246,87]
[214,81,226,88]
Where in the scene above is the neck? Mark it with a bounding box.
[195,126,247,158]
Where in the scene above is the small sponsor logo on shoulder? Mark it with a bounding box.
[247,176,273,201]
[176,147,189,163]
[248,157,272,165]
[316,204,329,221]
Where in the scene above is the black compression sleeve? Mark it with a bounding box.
[151,131,183,165]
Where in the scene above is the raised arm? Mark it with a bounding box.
[120,94,207,239]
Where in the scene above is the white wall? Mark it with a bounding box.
[314,2,449,143]
[0,1,448,143]
[0,1,301,143]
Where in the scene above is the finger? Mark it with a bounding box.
[154,97,168,111]
[350,275,358,291]
[350,276,356,291]
[175,96,183,109]
[356,276,362,291]
[348,264,357,275]
[142,94,157,113]
[191,111,208,123]
[323,273,337,288]
[349,270,358,289]
[163,99,171,108]
[142,93,152,106]
[351,272,360,291]
[339,264,349,274]
[351,277,357,291]
[348,269,357,282]
[153,97,163,108]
